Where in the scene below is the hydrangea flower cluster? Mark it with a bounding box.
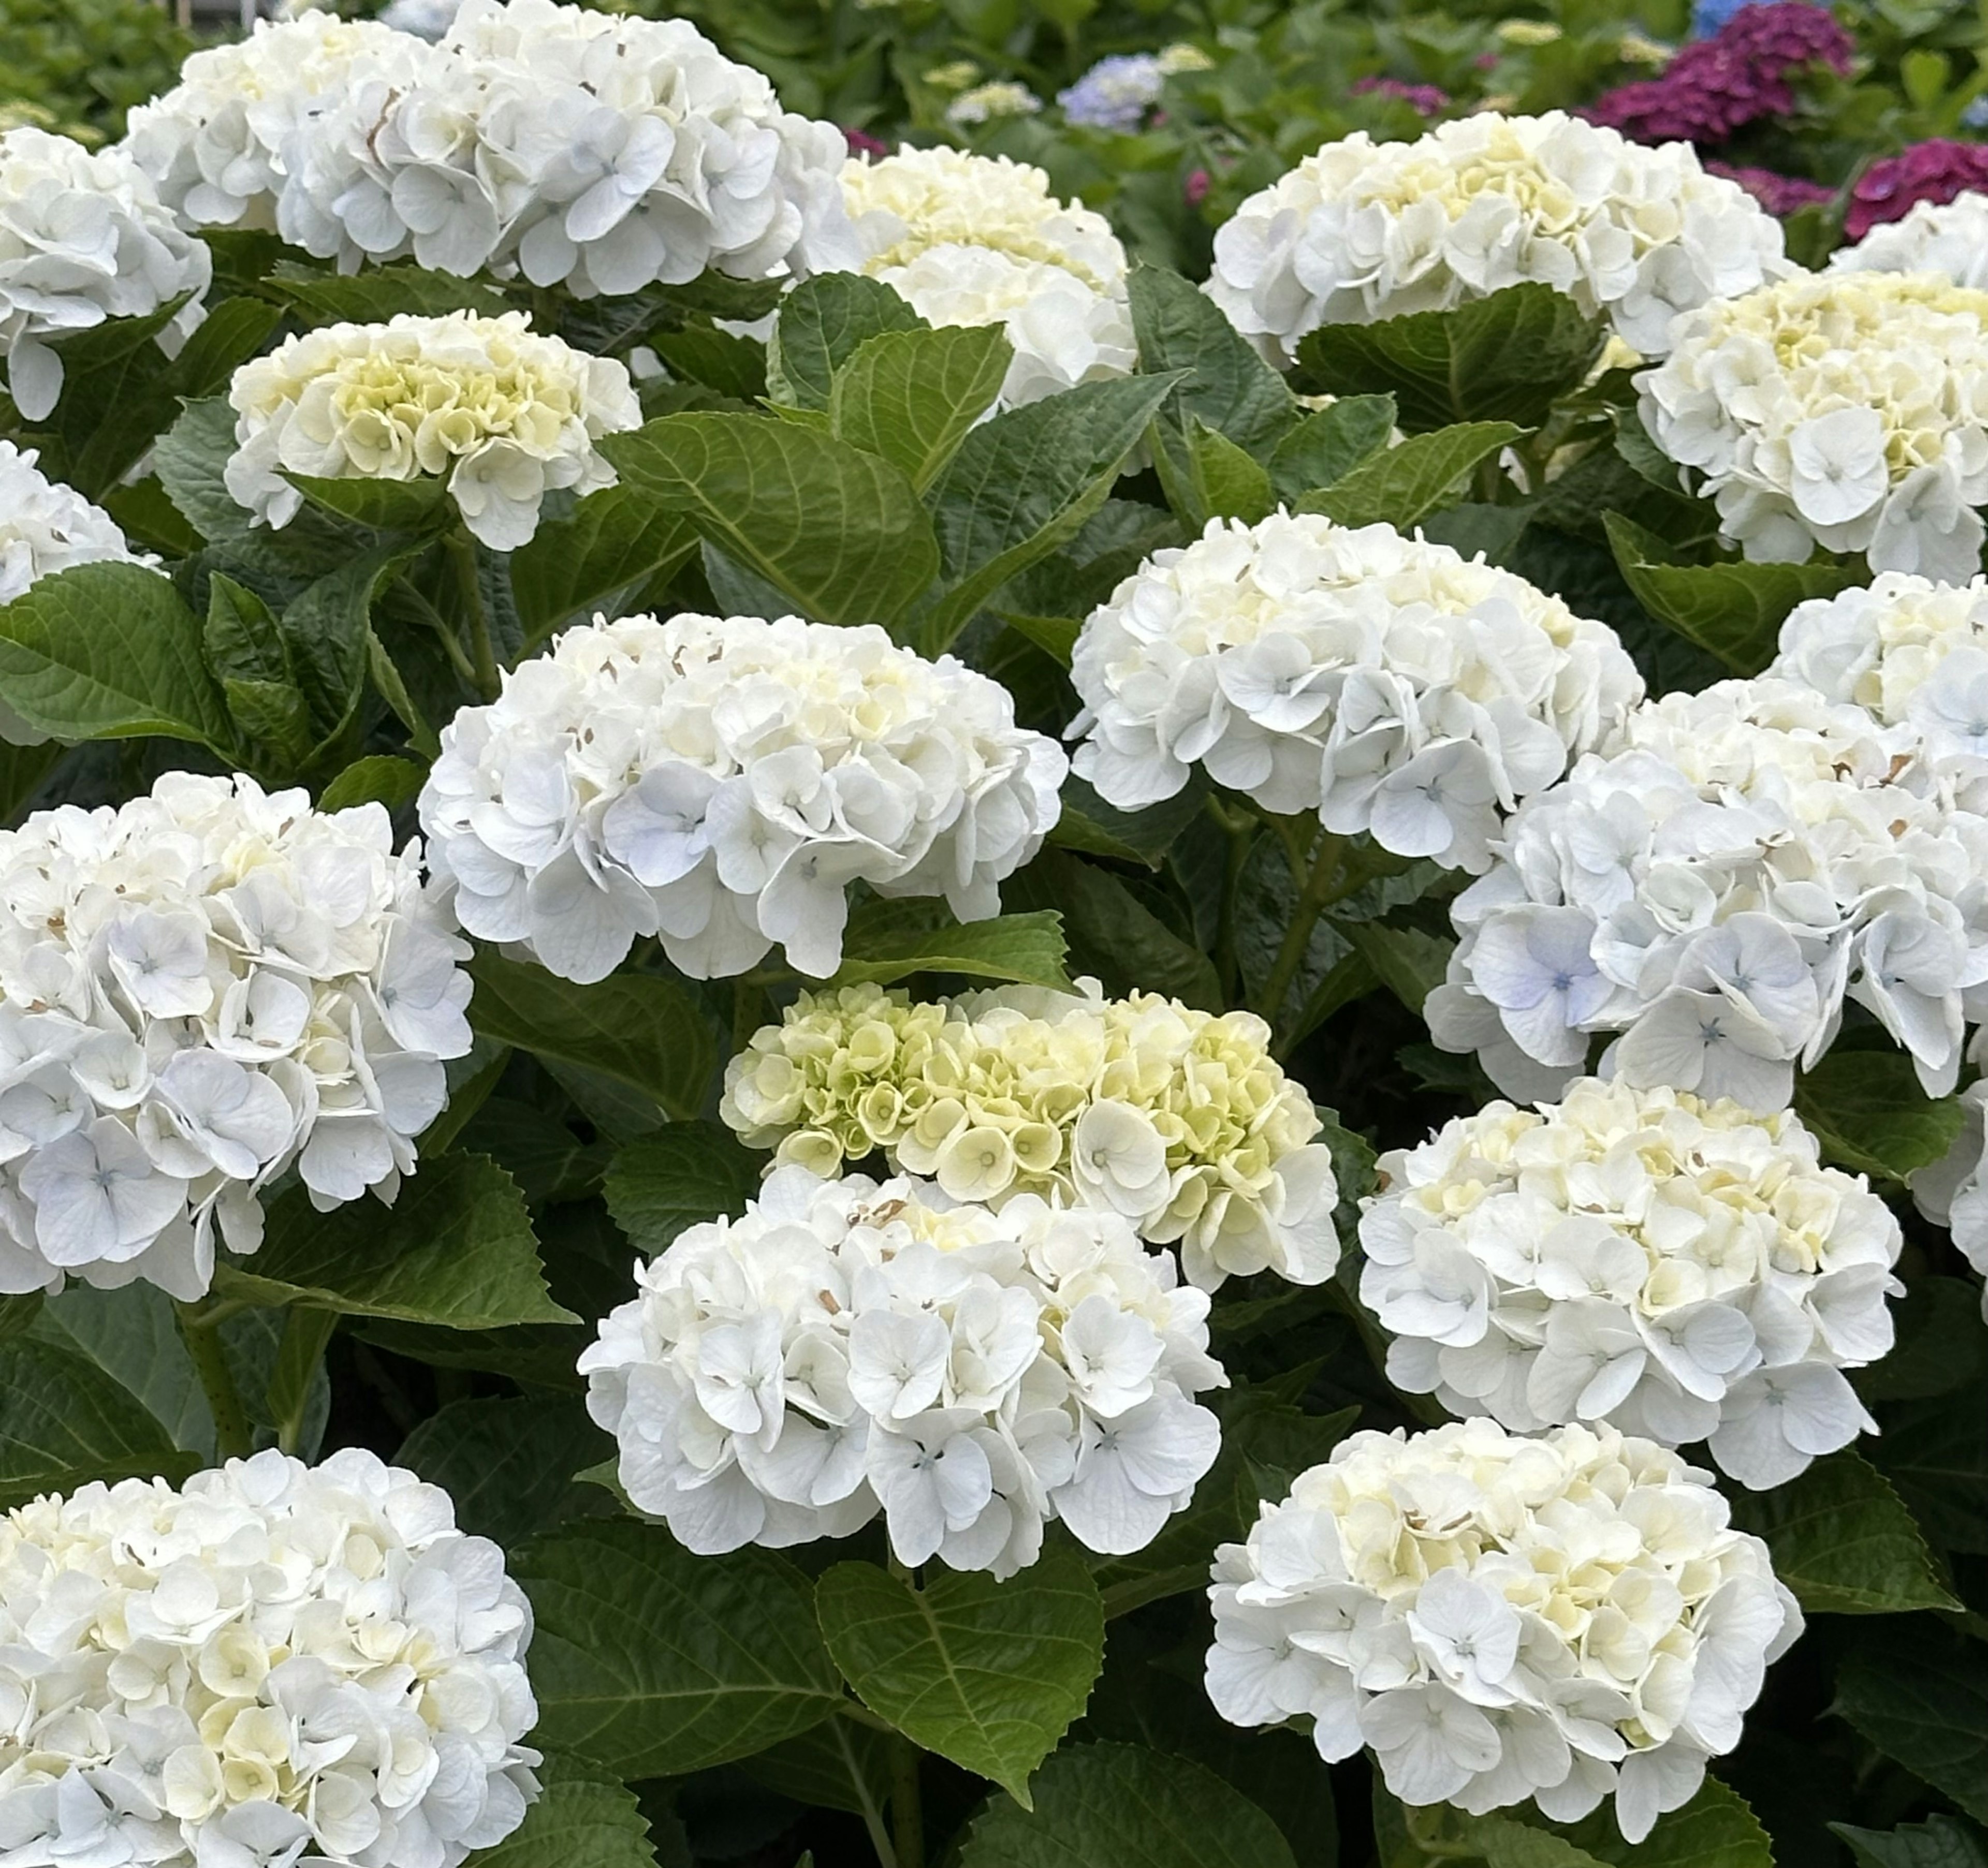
[1706,161,1834,218]
[1360,1078,1900,1487]
[1584,2,1851,148]
[1204,112,1786,364]
[1067,514,1643,873]
[719,979,1340,1290]
[1057,47,1208,132]
[0,1449,539,1868]
[841,148,1134,407]
[0,126,211,422]
[279,0,855,292]
[1638,270,1988,582]
[120,13,428,238]
[1426,678,1988,1109]
[0,773,473,1301]
[1833,190,1988,290]
[580,1165,1225,1576]
[1907,1084,1988,1319]
[1845,141,1988,242]
[945,82,1044,127]
[224,311,639,551]
[1205,1418,1802,1843]
[0,441,147,610]
[419,612,1065,984]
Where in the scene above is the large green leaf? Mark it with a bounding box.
[603,1121,764,1256]
[469,1757,661,1868]
[516,1516,842,1776]
[395,1395,611,1546]
[1794,1050,1965,1184]
[509,488,697,642]
[283,470,454,535]
[767,273,929,410]
[1604,513,1858,676]
[1834,1816,1988,1868]
[279,547,415,759]
[215,1154,574,1328]
[600,413,940,627]
[0,563,232,749]
[831,903,1073,990]
[1857,1277,1987,1402]
[154,395,256,542]
[957,1741,1298,1868]
[814,1550,1104,1806]
[1268,396,1397,504]
[0,1336,197,1507]
[1293,284,1609,433]
[1727,1450,1957,1614]
[265,262,511,325]
[1127,263,1295,458]
[1835,1617,1988,1823]
[1153,418,1276,531]
[1300,422,1523,530]
[466,951,716,1122]
[829,325,1013,492]
[1869,1387,1988,1555]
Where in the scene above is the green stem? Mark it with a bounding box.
[446,531,500,700]
[1099,1564,1209,1620]
[1401,1802,1474,1859]
[884,1553,925,1868]
[174,1301,254,1461]
[396,577,482,688]
[1206,796,1256,1006]
[268,1307,338,1456]
[831,1711,897,1868]
[1252,828,1349,1030]
[732,976,766,1057]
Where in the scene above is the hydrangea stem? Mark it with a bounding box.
[1253,827,1350,1031]
[173,1300,255,1462]
[446,530,501,701]
[885,1553,926,1868]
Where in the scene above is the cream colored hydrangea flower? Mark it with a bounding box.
[1831,192,1988,293]
[224,310,639,550]
[720,979,1340,1290]
[1638,271,1988,582]
[841,148,1134,406]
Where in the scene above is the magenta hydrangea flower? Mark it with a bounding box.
[1847,141,1988,239]
[1351,75,1451,117]
[844,126,891,159]
[1707,160,1835,215]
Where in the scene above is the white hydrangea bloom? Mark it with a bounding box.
[1639,271,1988,584]
[1206,1417,1802,1843]
[278,0,856,293]
[420,612,1066,984]
[1831,192,1988,292]
[1206,112,1785,365]
[841,148,1134,406]
[1908,1080,1988,1320]
[0,1449,538,1868]
[120,14,428,237]
[1068,513,1643,873]
[0,773,473,1301]
[0,127,211,422]
[1361,1078,1899,1488]
[720,979,1341,1290]
[580,1164,1225,1576]
[224,311,639,551]
[1427,678,1988,1109]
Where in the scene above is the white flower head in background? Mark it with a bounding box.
[1361,1077,1901,1487]
[0,773,473,1300]
[224,310,639,550]
[0,1449,538,1867]
[841,146,1135,406]
[1831,191,1988,292]
[0,126,211,421]
[580,1163,1225,1575]
[1427,678,1988,1107]
[379,0,464,38]
[720,978,1341,1289]
[1068,513,1643,872]
[1205,1417,1803,1842]
[277,0,857,292]
[1639,271,1988,583]
[1909,1080,1988,1320]
[945,82,1045,127]
[419,611,1067,984]
[1205,112,1785,365]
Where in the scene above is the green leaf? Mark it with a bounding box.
[957,1741,1298,1868]
[602,1121,764,1256]
[1794,1050,1966,1183]
[279,547,416,758]
[465,1756,660,1868]
[648,325,768,402]
[214,1154,574,1328]
[1604,512,1859,676]
[207,573,312,769]
[1127,263,1295,458]
[1047,774,1206,870]
[1834,1816,1988,1868]
[831,903,1073,990]
[767,273,928,410]
[1726,1451,1957,1614]
[466,951,716,1122]
[1268,396,1397,504]
[1528,1775,1773,1868]
[509,487,697,643]
[1294,284,1609,433]
[0,1336,197,1508]
[917,373,1183,654]
[1856,1277,1987,1402]
[396,1395,611,1547]
[1299,422,1523,530]
[516,1516,842,1776]
[1868,1387,1988,1554]
[1159,419,1275,528]
[1001,614,1079,666]
[283,470,454,535]
[1031,854,1222,1011]
[36,1284,217,1457]
[741,1716,894,1824]
[265,262,512,325]
[815,1550,1105,1805]
[1341,920,1453,1016]
[319,754,428,814]
[829,325,1013,492]
[601,413,940,627]
[0,562,232,749]
[154,395,256,542]
[1835,1617,1988,1823]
